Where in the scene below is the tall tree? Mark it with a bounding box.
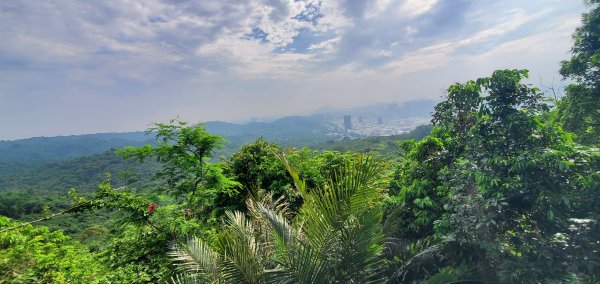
[117,119,240,211]
[556,0,600,145]
[389,69,600,282]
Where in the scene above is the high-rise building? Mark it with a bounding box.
[377,117,383,125]
[343,115,352,131]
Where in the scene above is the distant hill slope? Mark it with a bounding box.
[0,151,159,194]
[0,132,152,162]
[312,124,433,161]
[0,97,437,168]
[0,116,332,171]
[0,124,432,195]
[205,115,333,148]
[0,124,432,234]
[0,132,153,176]
[1,99,436,165]
[0,151,160,233]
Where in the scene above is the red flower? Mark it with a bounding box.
[148,203,158,215]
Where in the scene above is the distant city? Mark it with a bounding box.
[313,100,436,138]
[327,114,430,138]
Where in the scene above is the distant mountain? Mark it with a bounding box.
[0,101,434,173]
[0,151,158,194]
[0,116,334,174]
[205,115,330,143]
[0,132,152,162]
[0,132,153,176]
[0,124,433,195]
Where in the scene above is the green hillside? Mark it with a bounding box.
[0,124,429,235]
[313,124,433,160]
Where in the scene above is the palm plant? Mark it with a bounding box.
[169,208,276,283]
[170,155,389,283]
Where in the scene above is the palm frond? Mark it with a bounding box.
[169,154,391,283]
[266,242,327,284]
[276,152,308,196]
[390,241,445,282]
[170,273,205,284]
[284,155,388,283]
[169,237,220,282]
[254,202,295,246]
[218,211,267,284]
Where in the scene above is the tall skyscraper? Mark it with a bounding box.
[343,115,352,131]
[377,117,383,125]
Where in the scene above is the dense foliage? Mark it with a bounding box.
[401,69,599,282]
[555,0,600,145]
[0,216,106,283]
[172,156,388,283]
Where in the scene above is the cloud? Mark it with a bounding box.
[0,0,588,139]
[400,0,438,17]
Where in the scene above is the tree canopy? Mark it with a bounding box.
[555,0,600,145]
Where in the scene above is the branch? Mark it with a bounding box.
[0,201,91,234]
[538,76,564,101]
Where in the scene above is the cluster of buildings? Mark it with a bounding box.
[333,114,430,137]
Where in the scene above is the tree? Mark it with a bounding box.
[222,138,296,213]
[387,69,600,282]
[225,138,373,215]
[555,0,600,145]
[117,119,240,214]
[560,0,600,86]
[0,216,106,283]
[429,70,599,282]
[387,136,450,240]
[60,120,243,282]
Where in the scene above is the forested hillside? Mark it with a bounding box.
[0,123,430,244]
[1,2,599,283]
[0,132,152,176]
[315,124,433,160]
[0,116,335,177]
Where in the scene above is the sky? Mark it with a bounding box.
[0,0,588,140]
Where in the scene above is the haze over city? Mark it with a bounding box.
[0,0,585,140]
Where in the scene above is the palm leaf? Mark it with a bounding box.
[218,211,266,284]
[281,154,388,283]
[170,273,204,284]
[169,237,220,283]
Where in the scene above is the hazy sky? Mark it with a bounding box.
[0,0,587,140]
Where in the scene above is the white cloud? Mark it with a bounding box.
[364,0,394,19]
[315,0,354,32]
[404,26,418,39]
[384,6,556,76]
[189,0,355,78]
[308,36,342,55]
[385,42,455,75]
[399,0,437,17]
[363,0,437,20]
[0,0,588,139]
